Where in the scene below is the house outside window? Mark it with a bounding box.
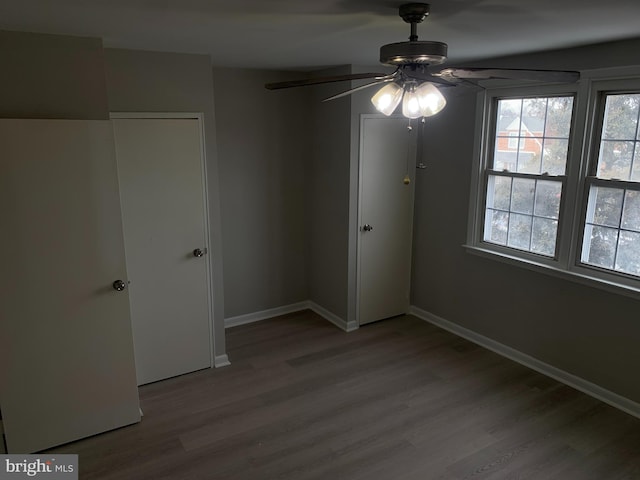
[467,69,640,296]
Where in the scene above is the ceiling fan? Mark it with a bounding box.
[265,3,580,119]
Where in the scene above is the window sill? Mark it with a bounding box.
[463,244,640,302]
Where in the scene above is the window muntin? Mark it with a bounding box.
[597,93,640,181]
[582,186,640,275]
[493,96,573,175]
[485,175,562,256]
[580,92,640,278]
[483,95,574,257]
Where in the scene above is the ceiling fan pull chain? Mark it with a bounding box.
[417,117,428,169]
[404,120,414,185]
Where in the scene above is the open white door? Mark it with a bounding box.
[358,115,417,325]
[0,119,141,453]
[113,117,211,386]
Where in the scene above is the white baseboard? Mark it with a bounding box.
[409,305,640,420]
[224,300,357,333]
[307,301,358,332]
[225,302,310,328]
[214,354,231,368]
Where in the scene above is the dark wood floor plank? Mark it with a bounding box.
[45,311,640,479]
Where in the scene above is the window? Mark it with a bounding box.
[468,72,640,295]
[484,95,574,257]
[580,93,640,277]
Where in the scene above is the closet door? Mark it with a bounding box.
[358,115,416,325]
[0,119,140,453]
[113,118,211,385]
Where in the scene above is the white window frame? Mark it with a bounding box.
[572,77,640,290]
[466,66,640,299]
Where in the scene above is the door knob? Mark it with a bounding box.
[193,248,205,258]
[362,224,373,232]
[112,280,126,292]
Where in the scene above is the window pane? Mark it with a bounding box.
[597,140,634,180]
[485,209,508,245]
[507,132,519,149]
[495,99,522,171]
[597,93,640,184]
[602,94,640,140]
[545,97,574,138]
[616,231,640,276]
[507,213,532,250]
[633,143,640,182]
[582,185,640,279]
[582,224,618,269]
[493,136,517,171]
[511,178,535,214]
[541,139,569,175]
[487,175,511,210]
[534,180,562,219]
[522,98,547,129]
[484,177,561,257]
[497,99,522,131]
[621,190,640,232]
[519,98,547,174]
[590,186,624,227]
[531,217,558,256]
[517,139,542,174]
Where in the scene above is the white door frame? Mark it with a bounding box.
[109,112,216,369]
[355,113,417,326]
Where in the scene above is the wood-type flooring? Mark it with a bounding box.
[50,311,640,479]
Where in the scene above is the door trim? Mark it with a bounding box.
[110,112,216,369]
[355,114,417,326]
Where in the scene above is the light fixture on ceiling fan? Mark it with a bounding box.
[369,3,448,118]
[370,76,446,118]
[265,3,580,119]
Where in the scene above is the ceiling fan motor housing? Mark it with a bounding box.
[379,41,448,66]
[399,3,431,24]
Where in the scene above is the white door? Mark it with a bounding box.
[0,119,141,453]
[113,118,211,386]
[358,116,416,325]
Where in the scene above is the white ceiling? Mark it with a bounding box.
[1,0,640,70]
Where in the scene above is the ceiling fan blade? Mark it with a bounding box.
[434,68,580,83]
[403,70,458,87]
[265,73,390,90]
[322,78,395,102]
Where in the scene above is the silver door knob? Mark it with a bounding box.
[362,224,373,232]
[193,248,204,258]
[112,280,126,292]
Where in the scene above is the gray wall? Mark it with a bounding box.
[212,66,358,323]
[212,68,310,318]
[103,48,227,359]
[411,38,640,403]
[307,66,353,320]
[0,30,108,119]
